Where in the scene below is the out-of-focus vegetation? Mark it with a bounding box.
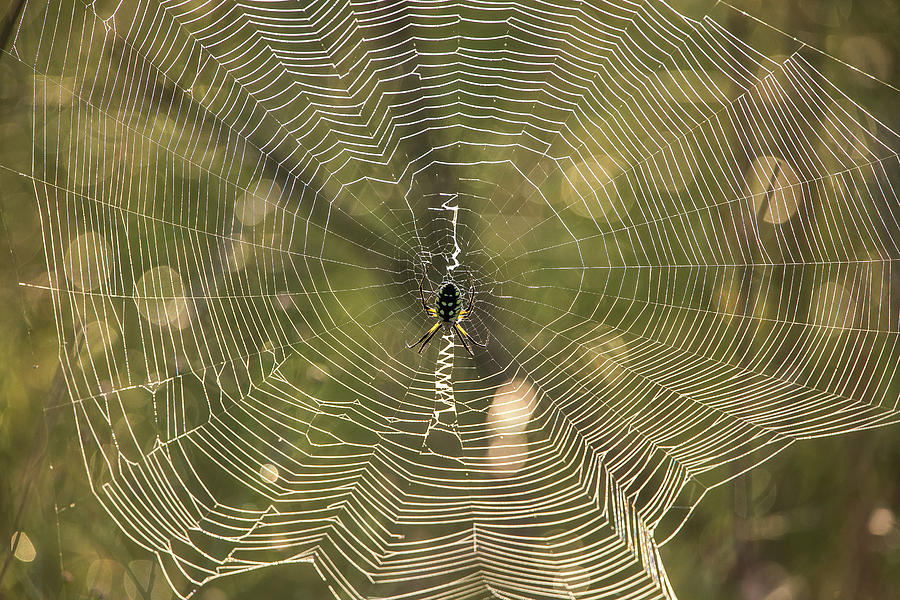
[657,2,900,598]
[1,0,899,599]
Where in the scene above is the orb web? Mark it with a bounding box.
[14,0,900,597]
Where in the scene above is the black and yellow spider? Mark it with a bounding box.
[407,270,488,356]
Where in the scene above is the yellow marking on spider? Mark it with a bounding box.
[455,323,474,338]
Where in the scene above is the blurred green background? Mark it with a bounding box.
[2,0,899,599]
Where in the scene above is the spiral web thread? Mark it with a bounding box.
[7,0,900,597]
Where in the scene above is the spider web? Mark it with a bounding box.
[11,0,900,597]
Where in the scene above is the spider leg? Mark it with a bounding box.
[467,277,476,315]
[453,323,474,356]
[456,322,488,348]
[457,278,476,322]
[416,269,432,316]
[407,321,441,351]
[415,322,443,353]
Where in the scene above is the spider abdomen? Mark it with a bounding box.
[407,271,484,355]
[436,282,462,322]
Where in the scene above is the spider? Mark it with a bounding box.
[407,269,488,356]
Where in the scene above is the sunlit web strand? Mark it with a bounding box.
[17,0,900,598]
